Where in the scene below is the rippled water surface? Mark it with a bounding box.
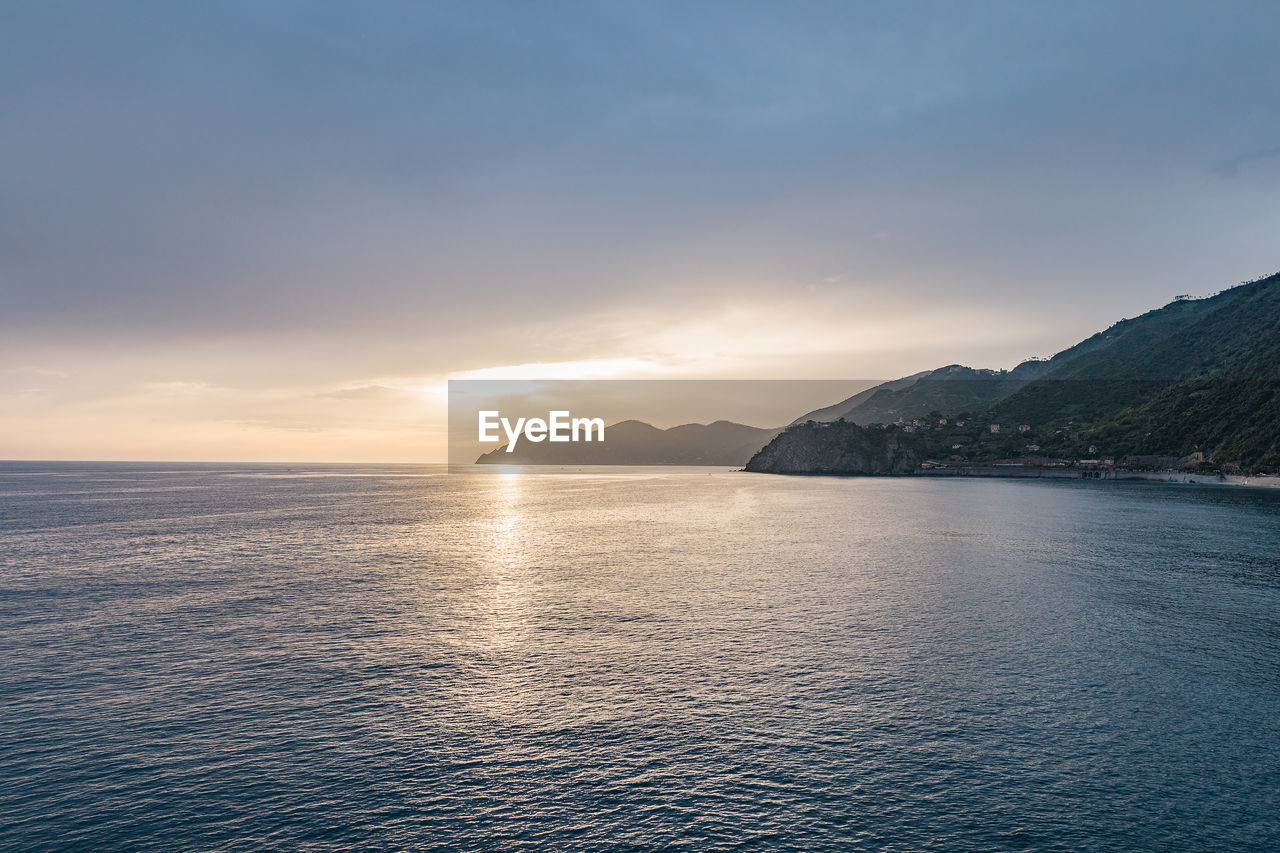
[2,463,1279,851]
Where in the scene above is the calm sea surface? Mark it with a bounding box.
[2,463,1279,851]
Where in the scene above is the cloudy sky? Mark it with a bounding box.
[2,1,1278,460]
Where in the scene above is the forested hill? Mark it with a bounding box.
[988,271,1280,468]
[758,272,1280,473]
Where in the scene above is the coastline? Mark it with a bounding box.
[739,464,1280,489]
[914,467,1280,489]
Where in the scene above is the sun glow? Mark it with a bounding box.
[456,358,659,381]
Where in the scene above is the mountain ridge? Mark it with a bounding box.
[476,419,782,466]
[752,271,1280,474]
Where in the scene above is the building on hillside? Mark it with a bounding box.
[989,424,1001,434]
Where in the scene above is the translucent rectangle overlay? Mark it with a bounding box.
[447,379,882,472]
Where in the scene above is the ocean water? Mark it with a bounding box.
[2,463,1279,852]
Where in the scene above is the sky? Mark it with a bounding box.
[2,1,1278,461]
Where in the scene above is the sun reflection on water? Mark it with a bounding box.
[476,468,532,653]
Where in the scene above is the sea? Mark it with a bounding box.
[2,462,1278,851]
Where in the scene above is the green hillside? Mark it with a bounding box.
[797,363,1048,426]
[986,271,1280,469]
[777,271,1280,472]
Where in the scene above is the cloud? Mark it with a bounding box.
[5,366,68,379]
[1213,146,1280,179]
[4,1,1280,458]
[314,384,402,401]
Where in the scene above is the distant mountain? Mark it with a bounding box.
[476,419,782,466]
[753,271,1280,473]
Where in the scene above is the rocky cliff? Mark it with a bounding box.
[744,421,926,474]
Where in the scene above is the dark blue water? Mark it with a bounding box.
[2,463,1279,851]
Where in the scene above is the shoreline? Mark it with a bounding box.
[915,466,1280,489]
[741,465,1280,489]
